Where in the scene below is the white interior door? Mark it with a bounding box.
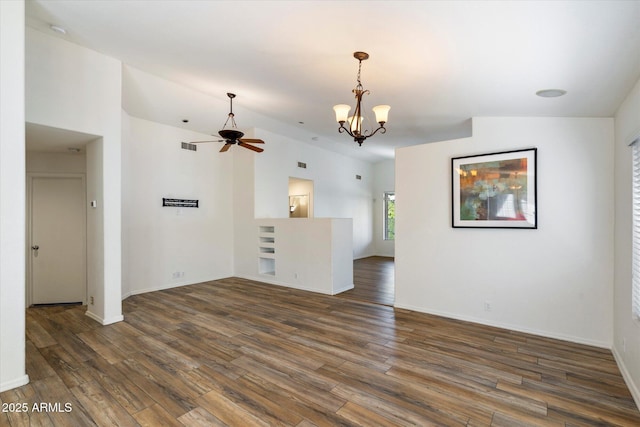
[30,176,86,305]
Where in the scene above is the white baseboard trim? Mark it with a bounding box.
[0,374,29,393]
[85,310,124,326]
[612,346,640,410]
[235,274,334,295]
[121,275,231,300]
[333,283,354,295]
[101,315,124,325]
[394,302,611,349]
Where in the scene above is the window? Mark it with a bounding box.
[384,191,395,240]
[633,140,640,319]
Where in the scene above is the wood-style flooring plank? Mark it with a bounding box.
[1,258,638,426]
[69,379,139,427]
[338,256,395,306]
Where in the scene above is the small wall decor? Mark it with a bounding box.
[162,198,199,208]
[452,148,537,229]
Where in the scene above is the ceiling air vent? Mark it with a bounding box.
[181,142,197,151]
[356,174,362,180]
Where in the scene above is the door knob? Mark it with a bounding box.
[31,245,39,250]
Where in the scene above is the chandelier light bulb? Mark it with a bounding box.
[348,115,363,133]
[333,104,351,123]
[372,105,390,124]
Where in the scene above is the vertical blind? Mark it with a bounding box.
[633,140,640,319]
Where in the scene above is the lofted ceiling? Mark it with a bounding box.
[25,0,640,163]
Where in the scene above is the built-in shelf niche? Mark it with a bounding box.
[258,225,276,275]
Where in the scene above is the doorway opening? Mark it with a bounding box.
[25,123,101,309]
[288,177,313,218]
[339,256,395,306]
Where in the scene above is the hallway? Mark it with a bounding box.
[339,256,394,306]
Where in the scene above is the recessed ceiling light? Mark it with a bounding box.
[49,25,67,35]
[536,89,567,98]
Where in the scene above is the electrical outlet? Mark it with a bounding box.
[484,301,492,312]
[623,338,627,353]
[90,296,94,305]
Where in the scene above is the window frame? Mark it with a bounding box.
[383,191,395,241]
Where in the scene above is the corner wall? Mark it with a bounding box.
[396,117,614,347]
[253,129,375,258]
[121,115,234,296]
[26,27,123,324]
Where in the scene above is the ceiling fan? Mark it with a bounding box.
[186,93,265,153]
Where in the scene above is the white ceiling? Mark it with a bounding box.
[26,122,98,153]
[25,0,640,163]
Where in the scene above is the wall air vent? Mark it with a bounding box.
[181,142,197,151]
[297,161,307,169]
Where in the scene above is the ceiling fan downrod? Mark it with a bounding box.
[222,92,238,129]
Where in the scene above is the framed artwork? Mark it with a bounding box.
[452,148,537,229]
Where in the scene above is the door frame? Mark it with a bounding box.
[26,173,87,306]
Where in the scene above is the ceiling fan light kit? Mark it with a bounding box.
[184,92,265,153]
[333,51,390,146]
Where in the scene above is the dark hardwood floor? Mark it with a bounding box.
[339,256,395,306]
[2,270,639,426]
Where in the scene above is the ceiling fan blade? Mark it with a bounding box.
[219,143,232,152]
[238,138,265,144]
[189,140,224,144]
[239,142,264,153]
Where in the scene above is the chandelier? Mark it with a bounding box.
[333,51,390,146]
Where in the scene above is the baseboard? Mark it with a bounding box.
[84,310,123,326]
[612,346,640,410]
[394,302,611,349]
[122,275,231,300]
[354,253,377,260]
[333,283,354,295]
[354,253,396,260]
[234,274,333,295]
[0,374,29,393]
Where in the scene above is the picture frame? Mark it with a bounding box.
[452,148,537,229]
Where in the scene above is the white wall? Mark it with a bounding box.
[373,159,395,257]
[233,147,257,281]
[396,117,614,347]
[26,151,86,174]
[0,0,28,393]
[121,115,234,296]
[253,129,375,258]
[613,76,640,405]
[26,28,123,325]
